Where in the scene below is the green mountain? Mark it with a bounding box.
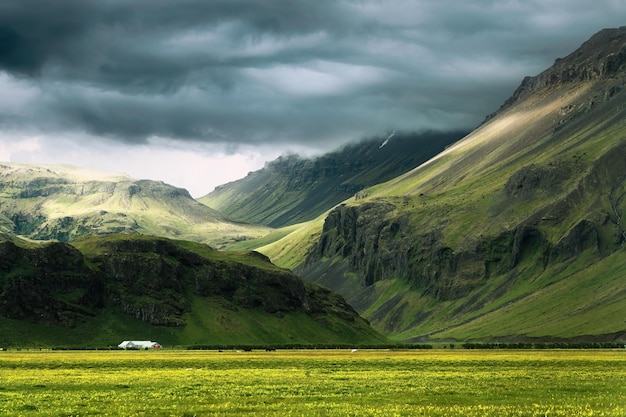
[261,27,626,343]
[199,131,464,228]
[0,163,270,249]
[0,234,384,348]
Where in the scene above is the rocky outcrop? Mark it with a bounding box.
[303,197,603,302]
[0,236,364,329]
[504,161,574,200]
[29,212,140,241]
[93,238,322,325]
[0,241,104,327]
[484,26,626,122]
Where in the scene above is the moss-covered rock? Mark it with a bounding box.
[0,235,382,346]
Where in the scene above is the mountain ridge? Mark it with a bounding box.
[484,25,626,123]
[199,131,465,228]
[0,162,271,248]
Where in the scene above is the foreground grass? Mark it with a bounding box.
[0,350,624,416]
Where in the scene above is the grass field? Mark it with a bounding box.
[0,349,624,416]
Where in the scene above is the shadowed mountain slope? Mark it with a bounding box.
[199,131,465,228]
[263,27,626,343]
[0,234,385,347]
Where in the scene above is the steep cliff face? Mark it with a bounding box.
[89,237,331,326]
[0,240,104,327]
[303,199,606,303]
[200,131,466,228]
[0,235,379,346]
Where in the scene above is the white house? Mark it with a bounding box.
[118,341,162,350]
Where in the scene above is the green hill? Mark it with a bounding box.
[0,234,385,348]
[261,27,626,343]
[0,163,271,249]
[199,131,464,228]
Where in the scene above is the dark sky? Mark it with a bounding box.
[0,0,624,196]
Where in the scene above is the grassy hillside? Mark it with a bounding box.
[0,303,383,348]
[0,163,271,249]
[257,218,326,270]
[261,27,626,343]
[199,131,464,228]
[0,234,385,348]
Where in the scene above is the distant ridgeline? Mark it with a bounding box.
[0,163,272,249]
[199,131,466,228]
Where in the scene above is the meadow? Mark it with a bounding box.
[0,349,624,416]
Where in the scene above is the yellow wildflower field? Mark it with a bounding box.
[0,349,624,416]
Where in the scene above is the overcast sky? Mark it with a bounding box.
[0,1,624,196]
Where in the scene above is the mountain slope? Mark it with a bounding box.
[0,234,385,347]
[199,131,464,228]
[265,27,626,343]
[0,163,270,248]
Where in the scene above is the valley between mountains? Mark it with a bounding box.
[2,27,626,346]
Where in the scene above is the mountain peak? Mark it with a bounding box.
[579,26,626,54]
[486,26,626,120]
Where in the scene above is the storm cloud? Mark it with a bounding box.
[0,0,624,148]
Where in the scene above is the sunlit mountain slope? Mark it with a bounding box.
[264,27,626,343]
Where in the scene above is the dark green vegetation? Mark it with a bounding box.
[0,163,271,249]
[199,131,464,228]
[262,27,626,343]
[1,350,624,416]
[0,234,384,347]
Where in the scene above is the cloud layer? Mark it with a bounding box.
[0,1,625,194]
